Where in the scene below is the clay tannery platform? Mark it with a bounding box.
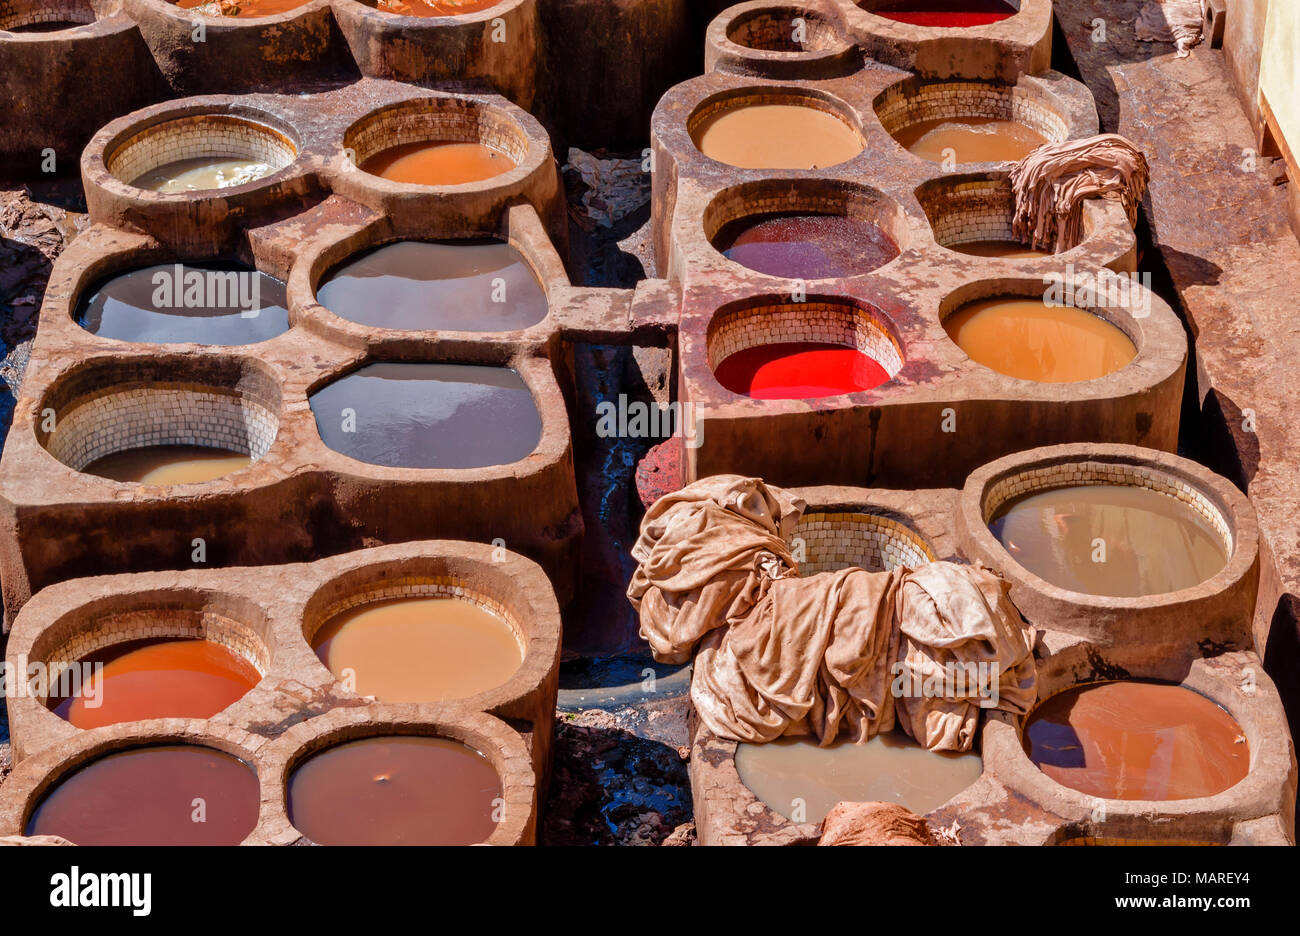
[0,0,1297,864]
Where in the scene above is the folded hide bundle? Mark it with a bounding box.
[1009,133,1150,253]
[628,476,1038,752]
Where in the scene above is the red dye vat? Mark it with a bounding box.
[714,343,891,399]
[873,1,1016,27]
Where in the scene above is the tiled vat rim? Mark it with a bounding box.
[981,460,1236,559]
[913,172,1129,257]
[789,510,936,574]
[0,708,538,846]
[4,541,563,774]
[688,86,865,142]
[874,78,1068,142]
[706,298,903,375]
[104,113,298,186]
[702,177,909,249]
[922,175,1024,246]
[44,386,279,471]
[723,4,849,54]
[343,97,531,168]
[0,0,98,29]
[34,607,272,696]
[305,576,524,655]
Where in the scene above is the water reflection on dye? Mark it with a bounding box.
[315,240,547,332]
[76,262,289,345]
[310,362,542,469]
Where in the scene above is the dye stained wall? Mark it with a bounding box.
[1224,0,1271,137]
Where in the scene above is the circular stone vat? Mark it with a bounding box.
[315,239,547,332]
[1022,681,1250,800]
[689,90,864,170]
[705,180,908,279]
[38,358,281,485]
[0,0,95,30]
[344,97,528,187]
[789,510,934,574]
[286,734,502,845]
[981,459,1232,598]
[736,731,982,823]
[105,111,297,194]
[36,597,269,730]
[25,744,260,844]
[916,173,1054,259]
[308,580,524,703]
[359,0,502,15]
[875,77,1064,164]
[309,362,542,469]
[76,261,289,345]
[860,0,1019,28]
[172,0,314,16]
[707,296,902,399]
[726,5,846,53]
[942,292,1136,383]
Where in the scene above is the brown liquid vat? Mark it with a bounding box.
[328,94,564,241]
[960,444,1260,660]
[34,355,283,490]
[0,707,539,845]
[974,648,1297,847]
[3,541,560,797]
[873,74,1075,164]
[684,482,1296,846]
[262,706,538,845]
